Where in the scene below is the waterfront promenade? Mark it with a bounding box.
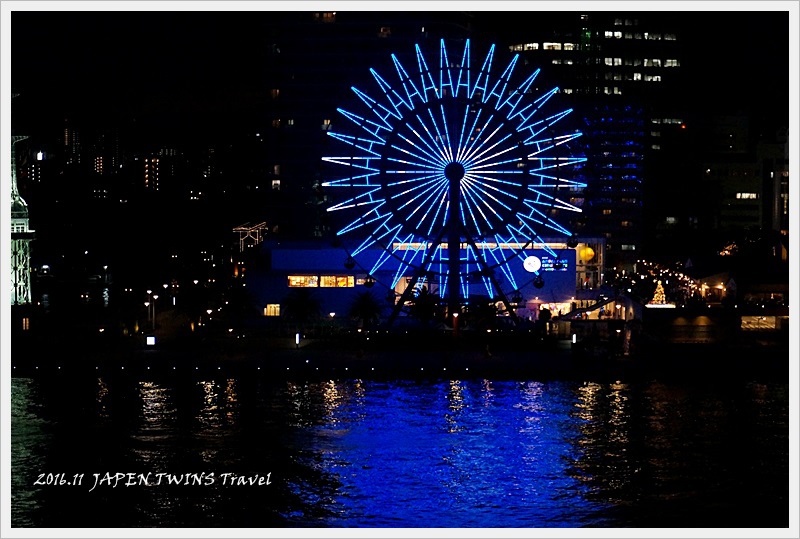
[11,327,788,384]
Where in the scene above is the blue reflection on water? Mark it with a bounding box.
[10,374,789,528]
[286,379,613,527]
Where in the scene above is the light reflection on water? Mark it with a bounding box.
[10,374,789,528]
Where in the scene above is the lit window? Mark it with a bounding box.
[271,179,281,190]
[288,275,318,287]
[621,220,634,227]
[273,165,280,175]
[665,216,677,224]
[22,317,30,331]
[543,42,562,50]
[736,192,758,199]
[264,304,280,317]
[602,209,612,215]
[665,59,680,67]
[378,26,391,38]
[322,119,332,131]
[271,88,280,98]
[524,43,539,50]
[620,244,636,251]
[320,275,355,288]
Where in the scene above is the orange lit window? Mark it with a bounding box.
[320,275,354,288]
[288,275,318,287]
[264,304,280,317]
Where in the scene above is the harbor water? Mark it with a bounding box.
[10,353,789,528]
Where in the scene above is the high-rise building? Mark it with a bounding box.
[498,12,686,271]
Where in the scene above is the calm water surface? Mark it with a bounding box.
[10,367,789,528]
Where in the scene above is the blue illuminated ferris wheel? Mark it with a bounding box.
[323,39,586,316]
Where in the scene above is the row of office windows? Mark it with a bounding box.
[509,32,677,52]
[288,275,359,288]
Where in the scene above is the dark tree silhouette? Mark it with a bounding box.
[281,288,321,334]
[348,291,383,329]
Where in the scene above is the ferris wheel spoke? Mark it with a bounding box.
[371,68,412,116]
[391,54,425,107]
[439,39,455,98]
[455,39,471,98]
[411,111,449,163]
[426,189,450,236]
[401,120,450,166]
[327,132,385,156]
[321,156,380,172]
[528,156,588,174]
[414,44,439,102]
[520,110,574,143]
[470,44,495,101]
[512,87,559,128]
[466,173,522,188]
[461,177,514,212]
[395,175,446,209]
[327,186,385,212]
[487,54,519,108]
[351,86,401,127]
[322,171,380,188]
[402,178,450,230]
[337,107,393,139]
[510,218,558,257]
[526,188,584,213]
[499,68,540,119]
[459,113,496,164]
[337,205,390,235]
[459,185,490,236]
[369,229,407,275]
[390,235,425,288]
[527,131,583,155]
[462,131,515,169]
[528,172,587,189]
[485,235,518,289]
[455,105,484,163]
[519,203,573,236]
[389,142,447,170]
[427,106,455,162]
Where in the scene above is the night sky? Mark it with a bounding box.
[9,8,791,144]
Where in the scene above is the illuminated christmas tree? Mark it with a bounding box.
[650,280,666,304]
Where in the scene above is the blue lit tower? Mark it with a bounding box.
[323,40,586,319]
[11,135,35,306]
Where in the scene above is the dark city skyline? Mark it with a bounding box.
[10,9,790,146]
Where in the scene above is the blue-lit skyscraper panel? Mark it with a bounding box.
[581,105,645,267]
[323,40,586,306]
